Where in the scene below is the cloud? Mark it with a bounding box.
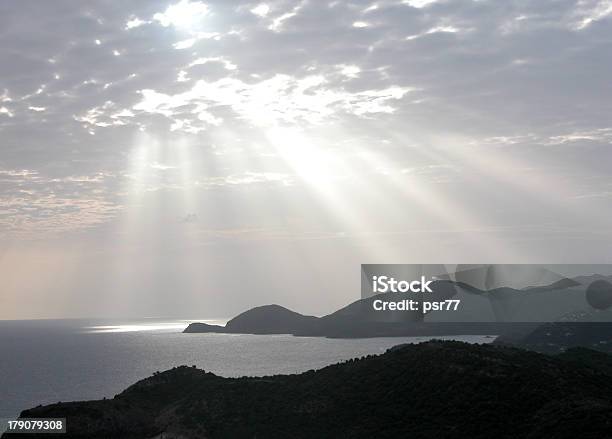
[251,4,271,18]
[268,1,305,31]
[1,0,612,245]
[125,17,147,30]
[153,0,209,28]
[337,64,361,79]
[0,168,122,238]
[79,74,410,131]
[0,106,14,117]
[403,0,439,8]
[572,0,612,29]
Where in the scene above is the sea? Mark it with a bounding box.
[0,318,494,432]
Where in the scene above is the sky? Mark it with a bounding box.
[1,0,612,319]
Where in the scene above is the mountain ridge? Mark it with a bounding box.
[184,277,607,339]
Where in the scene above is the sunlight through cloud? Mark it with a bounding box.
[153,0,209,29]
[251,4,270,18]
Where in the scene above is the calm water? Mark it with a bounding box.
[0,318,494,430]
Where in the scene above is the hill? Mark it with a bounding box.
[495,321,612,353]
[5,341,612,438]
[183,277,595,337]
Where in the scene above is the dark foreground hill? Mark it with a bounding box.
[495,321,612,353]
[5,341,612,439]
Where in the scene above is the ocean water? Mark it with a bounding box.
[0,318,494,430]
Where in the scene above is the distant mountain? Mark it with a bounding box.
[184,277,605,337]
[184,304,319,334]
[522,277,581,291]
[225,304,319,334]
[183,286,514,338]
[182,321,225,333]
[452,264,571,290]
[7,341,612,438]
[572,274,612,286]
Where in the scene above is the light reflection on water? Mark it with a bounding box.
[84,319,227,333]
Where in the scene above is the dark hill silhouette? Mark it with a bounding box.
[495,321,612,353]
[183,277,599,338]
[523,277,580,291]
[225,304,319,334]
[183,305,319,334]
[6,341,612,438]
[182,321,225,333]
[453,264,570,290]
[572,274,612,285]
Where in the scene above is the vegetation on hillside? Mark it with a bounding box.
[6,341,612,439]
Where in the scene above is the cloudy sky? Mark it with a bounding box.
[1,0,612,319]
